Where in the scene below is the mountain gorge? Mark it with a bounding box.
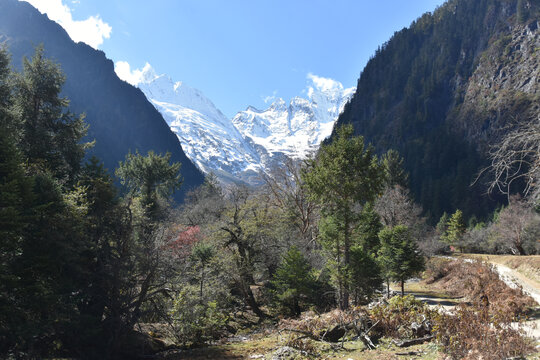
[336,0,540,220]
[134,66,354,184]
[3,0,538,218]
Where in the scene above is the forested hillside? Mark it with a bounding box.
[336,0,540,220]
[0,0,204,199]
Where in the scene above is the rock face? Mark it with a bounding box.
[135,67,354,184]
[334,0,540,220]
[455,20,540,147]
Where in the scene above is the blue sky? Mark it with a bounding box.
[23,0,446,118]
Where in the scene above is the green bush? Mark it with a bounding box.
[371,295,435,339]
[169,287,229,346]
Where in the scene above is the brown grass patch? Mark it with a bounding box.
[461,254,540,284]
[425,258,535,316]
[433,303,536,360]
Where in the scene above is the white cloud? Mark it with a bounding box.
[20,0,112,49]
[306,73,344,98]
[114,61,156,86]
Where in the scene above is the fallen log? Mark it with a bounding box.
[393,335,433,348]
[279,328,322,342]
[279,318,380,347]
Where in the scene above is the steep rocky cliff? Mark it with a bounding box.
[336,0,540,220]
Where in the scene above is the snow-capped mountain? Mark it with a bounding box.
[135,64,262,183]
[128,64,354,184]
[233,74,355,160]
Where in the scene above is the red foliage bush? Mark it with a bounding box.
[166,225,201,258]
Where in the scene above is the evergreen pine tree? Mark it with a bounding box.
[382,149,409,188]
[444,209,466,251]
[116,150,182,220]
[271,246,317,315]
[436,212,449,236]
[378,225,424,296]
[349,246,382,304]
[303,124,385,309]
[13,45,90,184]
[356,202,383,255]
[0,48,36,353]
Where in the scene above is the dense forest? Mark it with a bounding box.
[1,43,539,359]
[336,0,540,221]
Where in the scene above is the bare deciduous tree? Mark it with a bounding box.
[374,185,423,228]
[487,116,540,202]
[261,157,318,245]
[495,195,536,255]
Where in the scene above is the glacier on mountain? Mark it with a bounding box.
[118,63,354,184]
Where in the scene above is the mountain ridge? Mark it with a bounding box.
[0,0,205,200]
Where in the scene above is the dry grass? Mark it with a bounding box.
[424,257,536,316]
[460,253,540,284]
[154,332,443,359]
[433,303,536,360]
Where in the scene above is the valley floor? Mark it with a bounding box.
[149,255,540,360]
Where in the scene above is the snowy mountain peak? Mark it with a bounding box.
[118,61,355,184]
[232,75,354,161]
[269,98,287,110]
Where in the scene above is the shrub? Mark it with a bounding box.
[433,303,534,359]
[169,287,229,346]
[271,246,319,316]
[370,295,435,339]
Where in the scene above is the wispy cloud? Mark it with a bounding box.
[307,73,343,92]
[305,73,353,99]
[20,0,112,49]
[262,90,278,104]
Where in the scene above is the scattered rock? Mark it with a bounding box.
[410,318,432,337]
[271,346,304,360]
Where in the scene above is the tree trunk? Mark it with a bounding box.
[401,279,405,297]
[243,282,265,320]
[342,216,350,309]
[515,234,526,255]
[294,297,301,316]
[199,265,205,304]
